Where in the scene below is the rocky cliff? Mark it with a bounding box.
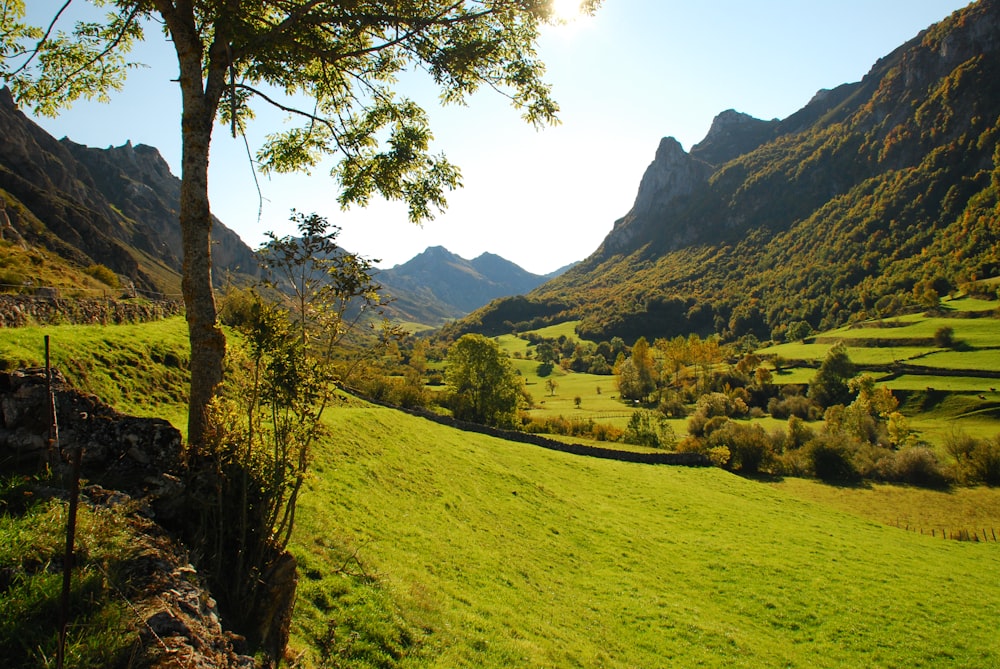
[0,88,257,296]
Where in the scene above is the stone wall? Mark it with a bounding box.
[0,295,182,328]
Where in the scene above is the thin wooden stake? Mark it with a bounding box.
[56,444,82,669]
[46,335,58,469]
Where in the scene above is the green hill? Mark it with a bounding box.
[1,319,999,667]
[292,404,1000,667]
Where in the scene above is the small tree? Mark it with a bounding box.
[934,326,955,348]
[808,343,854,408]
[446,334,524,428]
[192,212,397,656]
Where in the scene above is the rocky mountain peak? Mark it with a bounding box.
[689,109,778,165]
[598,136,711,256]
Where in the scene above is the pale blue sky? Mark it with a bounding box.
[27,1,971,274]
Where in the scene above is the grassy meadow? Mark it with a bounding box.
[0,316,192,437]
[291,404,1000,668]
[2,308,1000,667]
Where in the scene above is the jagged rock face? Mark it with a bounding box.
[690,109,778,165]
[65,140,259,279]
[599,136,711,256]
[0,88,258,294]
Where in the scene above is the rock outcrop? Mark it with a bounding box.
[0,88,258,295]
[598,136,712,256]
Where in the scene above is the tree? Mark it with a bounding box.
[9,0,597,444]
[808,342,854,408]
[197,212,397,654]
[615,336,656,401]
[446,333,524,428]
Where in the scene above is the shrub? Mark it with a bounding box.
[707,445,731,467]
[943,430,1000,485]
[806,433,860,482]
[933,326,955,348]
[695,392,735,418]
[768,394,819,420]
[969,437,1000,486]
[878,447,948,488]
[658,393,688,418]
[84,263,120,288]
[623,410,676,449]
[706,422,773,474]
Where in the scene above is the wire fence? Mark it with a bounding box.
[890,520,998,542]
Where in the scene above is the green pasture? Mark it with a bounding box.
[881,374,998,393]
[767,368,816,385]
[942,297,998,312]
[768,477,1000,537]
[290,405,1000,668]
[760,342,942,365]
[524,320,584,342]
[0,316,191,436]
[826,316,999,347]
[915,349,1000,372]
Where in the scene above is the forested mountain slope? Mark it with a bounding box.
[458,0,1000,342]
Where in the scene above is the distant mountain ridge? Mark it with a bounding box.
[454,0,1000,342]
[376,246,571,324]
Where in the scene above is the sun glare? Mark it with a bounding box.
[551,0,584,22]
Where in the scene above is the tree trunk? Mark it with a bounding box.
[180,117,225,445]
[171,21,226,446]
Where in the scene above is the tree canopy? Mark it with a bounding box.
[446,333,524,428]
[3,0,597,444]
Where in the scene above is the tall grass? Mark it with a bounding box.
[0,480,141,668]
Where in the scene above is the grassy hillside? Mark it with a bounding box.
[0,316,191,436]
[2,319,999,667]
[290,405,1000,668]
[456,0,1000,344]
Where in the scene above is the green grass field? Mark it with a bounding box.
[0,317,191,436]
[290,405,1000,668]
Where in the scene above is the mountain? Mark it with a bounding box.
[0,87,257,296]
[375,246,567,325]
[455,0,1000,342]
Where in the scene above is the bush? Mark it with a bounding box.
[877,447,948,488]
[658,393,688,418]
[943,431,1000,485]
[623,410,676,449]
[84,263,120,288]
[707,445,731,467]
[768,394,820,420]
[806,434,860,482]
[706,422,773,474]
[969,437,1000,486]
[933,326,955,348]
